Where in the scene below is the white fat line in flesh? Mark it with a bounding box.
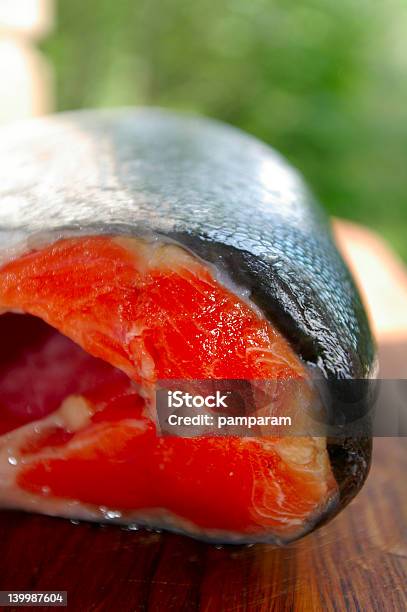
[125,329,156,382]
[114,236,268,322]
[245,346,293,364]
[248,438,335,522]
[0,394,148,472]
[251,482,333,525]
[250,484,304,526]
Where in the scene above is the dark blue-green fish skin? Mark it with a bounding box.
[0,108,375,512]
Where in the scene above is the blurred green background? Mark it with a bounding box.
[42,0,407,259]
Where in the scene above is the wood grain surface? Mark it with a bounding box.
[0,223,406,611]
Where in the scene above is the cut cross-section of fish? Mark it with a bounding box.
[0,236,337,543]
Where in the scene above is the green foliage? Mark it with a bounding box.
[43,0,407,259]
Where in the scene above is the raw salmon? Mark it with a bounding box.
[0,110,375,543]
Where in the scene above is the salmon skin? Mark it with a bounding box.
[0,109,375,544]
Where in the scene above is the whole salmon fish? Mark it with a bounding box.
[0,109,375,544]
